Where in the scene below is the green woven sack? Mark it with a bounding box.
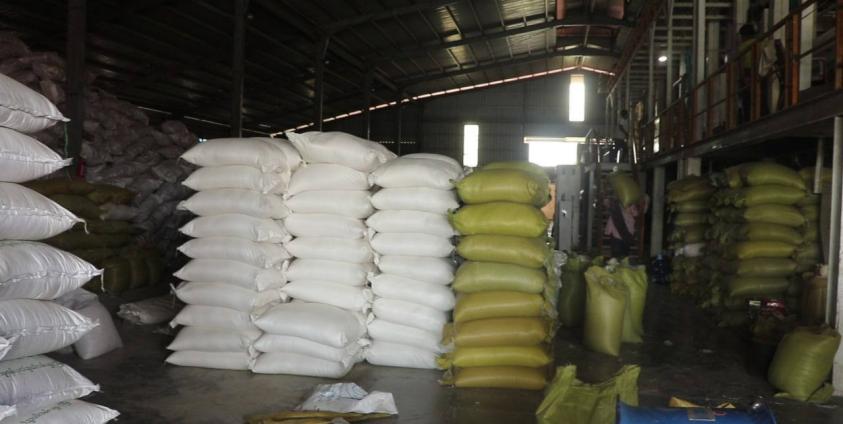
[124,249,150,289]
[727,277,789,297]
[725,165,744,188]
[44,232,132,250]
[457,235,549,269]
[674,213,706,227]
[616,265,647,344]
[741,223,803,245]
[86,184,135,205]
[769,327,841,401]
[457,169,549,206]
[482,161,549,181]
[583,266,627,356]
[453,261,546,294]
[799,167,832,186]
[69,248,114,267]
[733,185,806,207]
[49,194,102,219]
[730,241,796,260]
[85,220,135,235]
[558,254,588,327]
[146,253,165,286]
[740,163,806,190]
[24,178,95,196]
[536,365,640,424]
[97,257,131,294]
[670,200,708,213]
[801,204,819,222]
[451,202,548,238]
[744,205,805,227]
[609,173,641,207]
[668,185,713,203]
[733,258,798,277]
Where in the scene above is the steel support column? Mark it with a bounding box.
[231,0,247,137]
[693,0,706,141]
[815,138,825,194]
[649,166,666,255]
[363,69,373,139]
[66,0,86,171]
[665,0,675,104]
[648,24,656,119]
[830,117,843,395]
[395,94,403,155]
[314,36,329,131]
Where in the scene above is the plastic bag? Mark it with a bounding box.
[451,202,548,237]
[453,261,546,294]
[536,365,640,424]
[583,267,627,356]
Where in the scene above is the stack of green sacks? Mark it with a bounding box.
[708,163,807,326]
[665,176,713,299]
[582,261,647,356]
[443,161,556,390]
[24,178,165,294]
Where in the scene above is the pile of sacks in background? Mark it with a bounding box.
[0,69,119,421]
[707,163,808,327]
[366,154,462,369]
[168,137,299,371]
[252,131,394,377]
[666,176,713,300]
[442,162,558,390]
[0,32,197,269]
[22,178,165,294]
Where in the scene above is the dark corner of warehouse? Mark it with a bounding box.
[1,0,843,423]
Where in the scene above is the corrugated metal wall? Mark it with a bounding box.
[320,72,606,163]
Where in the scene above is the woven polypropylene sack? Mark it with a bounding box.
[447,345,550,368]
[740,163,806,190]
[253,302,366,348]
[732,185,806,207]
[177,189,289,219]
[370,274,455,311]
[370,156,462,189]
[171,304,258,332]
[730,241,796,260]
[743,205,805,227]
[182,165,290,194]
[451,202,548,237]
[366,210,456,238]
[727,277,789,298]
[616,266,647,344]
[536,365,640,424]
[371,187,458,214]
[372,298,448,334]
[177,237,290,268]
[0,183,83,240]
[180,137,297,172]
[281,281,372,313]
[481,161,548,180]
[367,319,444,352]
[583,267,627,356]
[286,163,371,195]
[609,173,642,207]
[375,256,454,285]
[453,261,546,294]
[174,282,284,312]
[173,259,286,291]
[454,291,544,323]
[285,259,372,287]
[168,327,261,352]
[733,258,797,277]
[285,131,396,172]
[449,366,546,390]
[365,341,439,369]
[0,299,97,360]
[457,235,549,268]
[0,128,70,183]
[6,400,119,424]
[284,237,373,264]
[0,72,68,133]
[48,194,101,220]
[741,223,803,245]
[454,317,548,347]
[285,190,373,218]
[0,241,101,300]
[370,233,453,258]
[284,213,366,239]
[457,169,549,206]
[254,334,363,366]
[72,301,123,360]
[768,327,841,401]
[558,255,587,327]
[166,350,252,370]
[179,214,290,243]
[0,355,98,411]
[252,351,353,377]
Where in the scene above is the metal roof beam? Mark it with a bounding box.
[607,0,667,93]
[326,0,462,32]
[396,47,617,86]
[368,14,633,63]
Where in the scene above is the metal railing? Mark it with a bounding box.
[640,0,842,161]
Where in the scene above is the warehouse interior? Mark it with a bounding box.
[1,0,843,423]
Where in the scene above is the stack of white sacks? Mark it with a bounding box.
[0,73,119,422]
[167,137,300,370]
[249,131,395,377]
[365,154,463,369]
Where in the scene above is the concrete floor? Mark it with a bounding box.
[53,285,843,423]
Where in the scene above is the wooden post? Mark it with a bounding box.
[66,0,86,172]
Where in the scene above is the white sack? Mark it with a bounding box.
[0,241,101,300]
[0,406,13,421]
[0,128,70,183]
[167,327,261,352]
[375,256,454,285]
[287,164,370,195]
[73,301,122,360]
[401,153,462,174]
[370,157,462,189]
[370,233,453,258]
[0,336,12,361]
[0,72,68,133]
[179,213,290,243]
[182,165,290,194]
[173,259,285,291]
[286,131,395,172]
[285,213,366,239]
[367,319,444,353]
[170,305,258,332]
[251,352,353,378]
[364,341,438,369]
[165,350,251,371]
[53,289,98,310]
[285,259,372,287]
[253,303,365,348]
[177,189,289,219]
[0,299,97,360]
[366,210,456,237]
[174,282,285,312]
[254,334,365,366]
[116,296,177,325]
[3,400,118,424]
[177,237,290,268]
[0,183,83,240]
[285,237,373,264]
[181,137,296,172]
[370,274,455,311]
[372,298,447,334]
[0,355,98,411]
[281,281,372,313]
[285,190,373,218]
[371,187,459,214]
